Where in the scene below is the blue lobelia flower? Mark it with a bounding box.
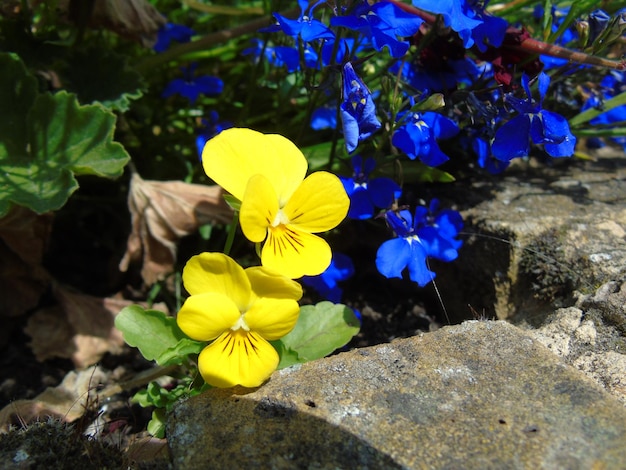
[271,0,334,42]
[311,104,337,130]
[339,155,401,220]
[471,134,509,174]
[581,70,626,150]
[331,1,424,58]
[491,72,576,161]
[162,63,224,104]
[392,111,459,166]
[153,23,195,53]
[376,200,463,287]
[301,252,355,303]
[412,0,506,51]
[242,39,317,72]
[340,62,382,153]
[196,111,233,160]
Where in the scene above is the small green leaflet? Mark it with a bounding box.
[115,305,203,366]
[274,301,360,369]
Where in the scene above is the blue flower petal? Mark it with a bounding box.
[301,253,354,303]
[340,62,382,153]
[370,2,424,38]
[311,106,337,130]
[421,112,459,140]
[368,178,401,210]
[376,238,412,280]
[347,186,376,220]
[492,115,531,161]
[417,227,459,262]
[407,241,436,286]
[540,111,576,157]
[340,106,360,153]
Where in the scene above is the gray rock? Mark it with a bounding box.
[167,321,626,469]
[432,152,626,326]
[525,282,626,404]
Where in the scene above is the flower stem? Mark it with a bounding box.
[136,5,300,73]
[223,211,239,256]
[385,0,625,71]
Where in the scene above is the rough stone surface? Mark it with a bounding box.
[430,150,626,326]
[525,281,626,404]
[167,321,626,469]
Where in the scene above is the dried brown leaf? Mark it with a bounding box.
[0,207,52,318]
[119,173,233,285]
[29,0,166,46]
[0,366,108,431]
[88,0,166,46]
[126,436,171,465]
[25,283,168,368]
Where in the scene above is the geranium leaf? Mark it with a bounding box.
[62,46,145,112]
[115,305,187,362]
[276,301,360,364]
[0,52,130,217]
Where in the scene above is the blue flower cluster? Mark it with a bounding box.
[492,72,576,161]
[301,252,355,303]
[376,200,463,287]
[339,156,401,220]
[150,0,626,292]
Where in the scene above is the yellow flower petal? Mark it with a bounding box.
[245,266,303,301]
[197,330,279,388]
[177,292,240,341]
[244,297,300,340]
[202,128,307,204]
[239,174,279,243]
[182,253,251,311]
[283,171,349,233]
[262,226,332,278]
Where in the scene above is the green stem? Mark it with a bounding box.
[135,5,300,73]
[223,211,239,256]
[569,90,626,127]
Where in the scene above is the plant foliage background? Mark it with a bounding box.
[1,0,626,457]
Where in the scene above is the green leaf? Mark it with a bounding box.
[400,161,455,183]
[115,305,188,363]
[62,46,144,112]
[147,409,167,438]
[156,338,205,366]
[271,339,303,370]
[276,302,360,364]
[0,53,130,217]
[222,194,242,211]
[132,388,153,408]
[570,90,626,127]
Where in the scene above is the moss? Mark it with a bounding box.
[0,418,125,469]
[518,228,586,303]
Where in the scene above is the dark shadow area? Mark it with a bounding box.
[168,389,403,469]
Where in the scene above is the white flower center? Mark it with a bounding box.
[231,314,250,332]
[272,209,290,227]
[406,235,420,245]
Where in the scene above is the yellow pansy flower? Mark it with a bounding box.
[202,128,349,278]
[177,252,302,388]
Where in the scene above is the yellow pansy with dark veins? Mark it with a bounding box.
[177,252,302,388]
[202,128,349,279]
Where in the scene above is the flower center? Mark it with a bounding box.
[406,235,420,245]
[230,314,250,332]
[271,209,290,228]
